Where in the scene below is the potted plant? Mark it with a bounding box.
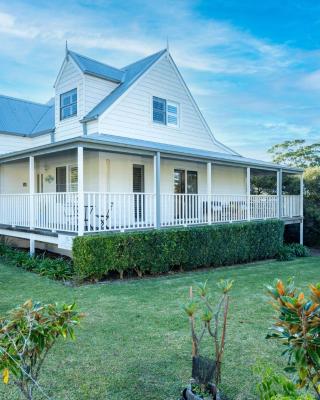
[181,279,233,400]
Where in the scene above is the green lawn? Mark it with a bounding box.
[0,257,319,400]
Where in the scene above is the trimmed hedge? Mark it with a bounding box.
[73,220,284,281]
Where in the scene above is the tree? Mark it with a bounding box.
[251,175,277,195]
[268,140,320,169]
[183,279,233,387]
[0,300,83,400]
[268,140,320,247]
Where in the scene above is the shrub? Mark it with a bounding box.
[276,244,310,261]
[73,220,284,281]
[0,244,73,280]
[276,246,296,261]
[36,257,74,280]
[288,243,310,257]
[0,300,83,400]
[255,366,314,400]
[266,279,320,398]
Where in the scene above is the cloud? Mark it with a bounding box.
[0,5,299,75]
[262,122,312,136]
[299,69,320,90]
[0,11,38,38]
[0,0,318,161]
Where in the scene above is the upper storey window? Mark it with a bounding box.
[153,96,179,127]
[60,88,77,120]
[153,96,166,124]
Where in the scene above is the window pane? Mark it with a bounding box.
[153,97,165,110]
[174,169,185,193]
[69,166,78,192]
[187,171,198,194]
[56,167,67,192]
[153,110,165,123]
[167,104,177,114]
[167,114,177,124]
[62,107,71,119]
[62,95,70,106]
[153,97,166,124]
[60,89,77,120]
[167,102,178,125]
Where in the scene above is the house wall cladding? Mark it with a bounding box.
[54,59,84,141]
[0,134,50,155]
[98,55,224,152]
[0,152,246,195]
[84,74,118,115]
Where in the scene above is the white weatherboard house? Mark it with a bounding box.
[0,47,303,254]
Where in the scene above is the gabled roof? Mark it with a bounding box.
[68,50,125,83]
[82,49,167,122]
[0,95,54,137]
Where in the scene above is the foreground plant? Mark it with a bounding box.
[266,279,320,399]
[0,300,83,400]
[255,366,314,400]
[183,279,234,388]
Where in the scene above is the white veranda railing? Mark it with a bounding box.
[0,192,302,233]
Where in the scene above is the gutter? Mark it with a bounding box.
[0,129,54,138]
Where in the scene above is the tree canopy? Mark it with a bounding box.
[268,139,320,169]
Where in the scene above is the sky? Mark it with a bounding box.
[0,0,319,160]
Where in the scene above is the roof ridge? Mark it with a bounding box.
[31,104,54,134]
[0,94,51,108]
[68,50,123,73]
[83,48,167,121]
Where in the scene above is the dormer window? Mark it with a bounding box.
[60,88,77,120]
[153,96,179,127]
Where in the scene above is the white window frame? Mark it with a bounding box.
[56,164,78,192]
[60,88,77,121]
[151,96,180,128]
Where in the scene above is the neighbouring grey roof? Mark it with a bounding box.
[0,95,54,137]
[82,49,167,121]
[88,133,303,171]
[68,50,125,83]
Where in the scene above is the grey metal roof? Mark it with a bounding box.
[68,50,125,83]
[0,133,303,173]
[0,95,54,137]
[87,133,303,172]
[82,49,167,121]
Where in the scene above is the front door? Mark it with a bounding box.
[133,164,145,221]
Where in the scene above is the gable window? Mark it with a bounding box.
[167,101,178,126]
[152,96,179,126]
[60,88,77,120]
[153,97,166,124]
